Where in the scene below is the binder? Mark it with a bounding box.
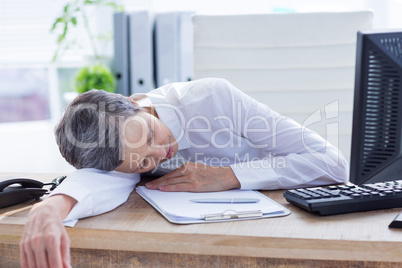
[128,11,154,94]
[178,12,194,83]
[136,186,290,224]
[113,12,130,96]
[154,12,179,87]
[154,12,194,87]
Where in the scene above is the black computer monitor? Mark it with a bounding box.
[350,29,402,185]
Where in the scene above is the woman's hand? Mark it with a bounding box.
[20,195,76,268]
[145,162,241,192]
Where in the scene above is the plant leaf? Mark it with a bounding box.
[63,3,69,13]
[50,17,64,32]
[57,23,68,43]
[52,50,59,62]
[71,17,77,26]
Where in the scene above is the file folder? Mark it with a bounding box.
[113,12,130,96]
[154,12,179,87]
[178,12,194,83]
[128,11,154,94]
[154,12,194,87]
[136,186,290,224]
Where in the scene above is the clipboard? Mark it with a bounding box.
[136,186,290,224]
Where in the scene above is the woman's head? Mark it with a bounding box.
[55,89,178,173]
[114,110,178,173]
[55,89,141,171]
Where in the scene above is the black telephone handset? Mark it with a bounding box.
[0,178,44,191]
[0,178,47,209]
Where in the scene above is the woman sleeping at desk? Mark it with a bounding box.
[19,78,348,268]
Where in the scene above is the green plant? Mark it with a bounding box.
[75,64,116,93]
[51,0,124,61]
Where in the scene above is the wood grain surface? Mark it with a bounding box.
[1,173,402,267]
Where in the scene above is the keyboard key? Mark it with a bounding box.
[342,190,354,196]
[327,186,339,190]
[287,190,300,196]
[299,194,314,200]
[317,192,331,198]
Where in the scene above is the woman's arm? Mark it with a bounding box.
[20,194,76,268]
[19,168,140,267]
[145,162,240,192]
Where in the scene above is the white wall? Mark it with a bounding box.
[0,121,75,173]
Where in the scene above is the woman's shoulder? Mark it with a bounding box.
[184,78,238,98]
[146,78,247,108]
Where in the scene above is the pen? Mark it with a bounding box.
[189,198,260,203]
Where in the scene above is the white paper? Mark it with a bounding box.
[63,219,78,227]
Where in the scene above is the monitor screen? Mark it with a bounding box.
[350,29,402,185]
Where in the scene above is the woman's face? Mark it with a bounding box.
[114,111,178,173]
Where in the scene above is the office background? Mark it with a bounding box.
[0,0,401,173]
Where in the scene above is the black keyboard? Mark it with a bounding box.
[283,180,402,215]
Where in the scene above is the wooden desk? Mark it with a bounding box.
[1,173,402,267]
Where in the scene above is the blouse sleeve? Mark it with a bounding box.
[213,79,349,190]
[50,168,140,222]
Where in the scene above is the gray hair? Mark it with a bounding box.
[55,89,141,171]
